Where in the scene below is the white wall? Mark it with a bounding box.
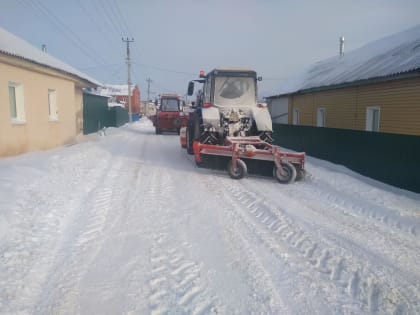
[268,97,289,124]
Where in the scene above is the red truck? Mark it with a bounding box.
[152,94,187,134]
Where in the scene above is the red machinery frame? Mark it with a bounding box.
[191,135,305,181]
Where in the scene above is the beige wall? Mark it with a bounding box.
[0,60,83,156]
[288,77,420,136]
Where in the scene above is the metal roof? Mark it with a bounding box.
[0,26,101,87]
[272,24,420,97]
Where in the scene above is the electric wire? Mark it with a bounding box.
[26,0,109,66]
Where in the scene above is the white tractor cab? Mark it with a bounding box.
[186,68,273,154]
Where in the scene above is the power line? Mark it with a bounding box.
[26,0,109,66]
[90,0,121,39]
[103,1,125,37]
[108,0,132,37]
[263,78,288,81]
[76,0,122,50]
[79,63,125,71]
[152,80,176,94]
[132,62,196,76]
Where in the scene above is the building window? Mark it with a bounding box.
[293,108,300,125]
[48,89,58,120]
[317,107,326,127]
[366,106,380,132]
[8,82,25,122]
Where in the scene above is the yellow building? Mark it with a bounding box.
[0,27,100,156]
[267,25,420,136]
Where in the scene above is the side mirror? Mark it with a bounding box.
[187,81,194,96]
[257,76,263,81]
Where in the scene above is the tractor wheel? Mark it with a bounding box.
[186,127,194,155]
[227,159,247,180]
[273,162,296,184]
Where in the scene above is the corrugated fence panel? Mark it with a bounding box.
[83,94,129,134]
[83,94,111,135]
[110,107,129,127]
[273,124,420,193]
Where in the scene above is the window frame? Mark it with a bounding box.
[317,107,326,127]
[8,82,25,123]
[366,106,381,132]
[293,108,300,125]
[48,89,59,121]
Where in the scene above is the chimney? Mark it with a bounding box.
[42,44,47,52]
[339,36,344,57]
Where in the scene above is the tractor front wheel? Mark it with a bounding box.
[227,159,247,180]
[273,162,296,184]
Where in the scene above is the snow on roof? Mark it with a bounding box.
[108,101,125,108]
[0,26,101,86]
[273,24,420,96]
[96,84,136,97]
[213,67,256,72]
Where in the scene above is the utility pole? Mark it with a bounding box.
[146,77,152,101]
[146,77,152,116]
[122,37,134,122]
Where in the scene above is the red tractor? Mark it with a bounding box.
[152,94,187,134]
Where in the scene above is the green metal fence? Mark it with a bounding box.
[273,124,420,193]
[83,93,129,134]
[109,106,129,127]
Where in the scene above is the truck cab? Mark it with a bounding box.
[153,94,187,134]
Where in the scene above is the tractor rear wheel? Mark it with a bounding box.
[227,159,247,180]
[273,162,296,184]
[186,127,194,155]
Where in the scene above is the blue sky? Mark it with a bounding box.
[1,0,419,98]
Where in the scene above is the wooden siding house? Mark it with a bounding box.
[0,27,100,156]
[267,25,420,136]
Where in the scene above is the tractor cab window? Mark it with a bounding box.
[160,98,179,112]
[214,75,256,108]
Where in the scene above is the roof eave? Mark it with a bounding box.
[1,51,101,87]
[266,69,420,98]
[297,69,420,94]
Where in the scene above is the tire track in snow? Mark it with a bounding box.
[249,175,420,284]
[303,170,420,237]
[249,173,420,272]
[218,181,419,315]
[142,168,221,315]
[34,157,127,314]
[0,146,111,314]
[197,176,296,314]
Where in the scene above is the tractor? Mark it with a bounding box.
[181,68,305,183]
[152,94,187,134]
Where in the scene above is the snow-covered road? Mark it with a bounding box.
[1,118,419,314]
